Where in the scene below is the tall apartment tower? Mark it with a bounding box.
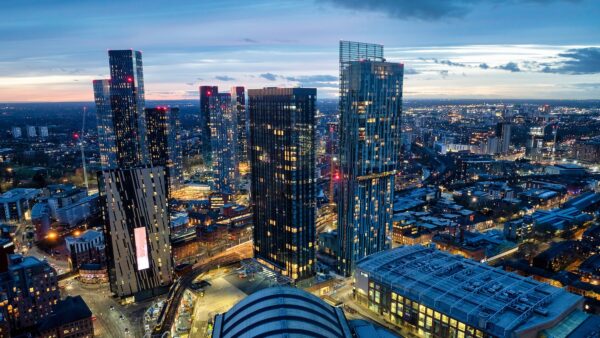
[339,40,384,110]
[146,107,184,197]
[249,87,317,281]
[496,122,512,154]
[210,93,238,193]
[337,42,403,276]
[199,85,218,165]
[109,50,147,167]
[93,79,117,169]
[99,166,173,299]
[231,86,248,166]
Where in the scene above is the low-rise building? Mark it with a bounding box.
[212,287,397,338]
[55,193,99,227]
[37,296,93,338]
[0,254,59,334]
[0,188,40,222]
[533,241,580,273]
[355,245,591,337]
[65,230,105,270]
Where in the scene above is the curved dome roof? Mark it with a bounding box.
[212,287,352,338]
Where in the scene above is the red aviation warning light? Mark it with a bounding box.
[127,76,133,83]
[73,132,80,140]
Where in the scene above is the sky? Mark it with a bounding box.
[1,0,599,102]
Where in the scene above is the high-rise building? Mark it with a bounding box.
[231,86,248,166]
[93,79,117,169]
[249,87,317,281]
[99,166,173,299]
[496,122,512,154]
[337,58,404,276]
[339,41,384,114]
[210,93,238,193]
[11,127,21,139]
[26,125,37,138]
[38,126,49,138]
[108,49,147,167]
[199,85,218,165]
[146,107,184,196]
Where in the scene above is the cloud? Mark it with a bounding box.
[438,59,468,67]
[284,74,338,88]
[404,68,420,75]
[496,62,521,72]
[285,75,337,82]
[214,75,235,81]
[423,58,522,72]
[541,47,600,74]
[439,70,449,78]
[243,38,259,43]
[323,0,577,20]
[260,73,278,81]
[570,83,600,89]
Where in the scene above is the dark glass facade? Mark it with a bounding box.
[146,107,183,197]
[199,85,218,165]
[93,79,117,169]
[337,60,404,276]
[248,88,316,280]
[231,86,248,166]
[109,50,147,167]
[210,93,238,193]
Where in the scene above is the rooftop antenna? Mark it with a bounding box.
[80,106,89,191]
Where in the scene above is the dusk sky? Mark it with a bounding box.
[1,0,599,102]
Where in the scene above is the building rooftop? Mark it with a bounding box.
[0,188,40,202]
[65,229,103,246]
[356,245,583,338]
[213,287,354,338]
[37,296,92,332]
[563,192,600,211]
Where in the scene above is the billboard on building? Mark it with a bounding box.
[134,227,149,270]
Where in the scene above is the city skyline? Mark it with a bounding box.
[1,0,599,102]
[2,2,600,337]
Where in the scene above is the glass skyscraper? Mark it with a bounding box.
[93,79,117,169]
[199,85,218,165]
[339,41,384,115]
[249,87,317,281]
[109,50,147,167]
[231,86,248,166]
[145,107,184,197]
[210,93,238,193]
[337,55,404,275]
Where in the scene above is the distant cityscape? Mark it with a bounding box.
[1,23,600,338]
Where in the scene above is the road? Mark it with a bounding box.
[152,241,253,337]
[327,279,418,338]
[60,278,150,338]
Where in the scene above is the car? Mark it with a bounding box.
[110,305,115,310]
[119,315,124,320]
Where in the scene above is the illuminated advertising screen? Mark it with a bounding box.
[134,227,150,271]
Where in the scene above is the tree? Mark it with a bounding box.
[32,172,47,188]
